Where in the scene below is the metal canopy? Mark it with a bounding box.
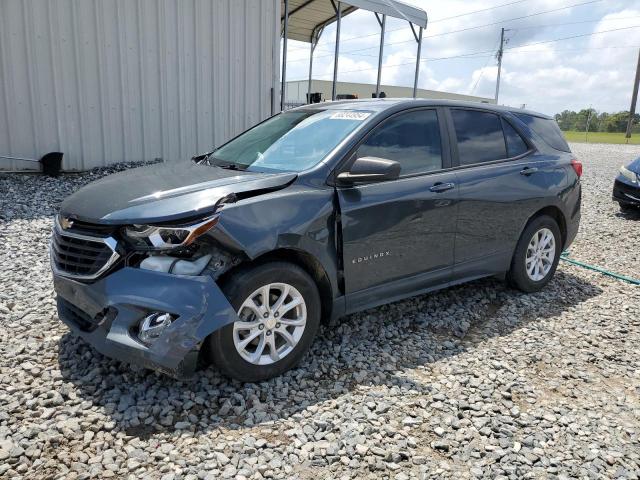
[281,0,427,43]
[282,0,357,43]
[280,0,428,110]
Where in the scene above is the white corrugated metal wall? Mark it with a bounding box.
[0,0,279,171]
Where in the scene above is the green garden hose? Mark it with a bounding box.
[560,251,640,285]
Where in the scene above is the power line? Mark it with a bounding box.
[431,0,532,23]
[286,0,610,61]
[510,15,640,30]
[287,0,535,51]
[345,44,640,65]
[290,54,496,82]
[506,24,640,50]
[289,47,633,83]
[470,40,501,95]
[287,26,640,82]
[422,2,611,40]
[504,44,640,53]
[288,0,604,55]
[399,24,640,61]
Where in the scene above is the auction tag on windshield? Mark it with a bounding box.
[329,111,371,121]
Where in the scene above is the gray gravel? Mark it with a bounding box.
[568,143,640,278]
[1,144,639,480]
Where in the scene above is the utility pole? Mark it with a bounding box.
[585,106,594,143]
[625,48,640,143]
[495,27,506,104]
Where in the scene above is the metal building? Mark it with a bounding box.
[0,0,279,171]
[286,80,496,105]
[1,0,431,172]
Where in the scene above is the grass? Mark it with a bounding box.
[562,130,640,145]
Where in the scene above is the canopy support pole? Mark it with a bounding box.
[307,42,316,104]
[280,0,289,111]
[411,24,423,98]
[331,0,341,101]
[307,27,323,104]
[375,13,386,98]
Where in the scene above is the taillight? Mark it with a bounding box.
[570,159,582,178]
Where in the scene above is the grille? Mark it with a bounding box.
[50,218,119,280]
[61,218,117,235]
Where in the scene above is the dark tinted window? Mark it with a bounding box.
[357,110,442,175]
[451,110,507,165]
[515,113,571,152]
[502,119,529,157]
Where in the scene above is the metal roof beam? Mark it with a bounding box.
[343,0,427,28]
[281,0,427,43]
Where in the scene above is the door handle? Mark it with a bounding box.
[520,167,539,176]
[429,182,455,193]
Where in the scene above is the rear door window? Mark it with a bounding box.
[451,110,507,165]
[502,119,529,158]
[357,109,443,176]
[514,113,571,152]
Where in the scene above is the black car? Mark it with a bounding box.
[51,99,582,382]
[613,157,640,212]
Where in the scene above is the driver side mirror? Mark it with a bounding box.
[337,156,401,185]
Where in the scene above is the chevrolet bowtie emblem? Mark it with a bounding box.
[59,216,74,230]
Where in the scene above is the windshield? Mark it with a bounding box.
[209,110,372,172]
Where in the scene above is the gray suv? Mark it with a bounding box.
[51,99,581,382]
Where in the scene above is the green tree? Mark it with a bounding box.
[554,109,639,133]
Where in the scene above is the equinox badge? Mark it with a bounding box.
[352,251,390,264]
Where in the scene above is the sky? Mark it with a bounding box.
[283,0,640,116]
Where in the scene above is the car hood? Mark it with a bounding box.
[59,161,297,224]
[626,156,640,174]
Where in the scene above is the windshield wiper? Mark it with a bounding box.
[192,150,215,165]
[215,161,246,171]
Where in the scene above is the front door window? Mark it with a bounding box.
[356,109,443,176]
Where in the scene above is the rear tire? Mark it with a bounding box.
[207,261,321,382]
[507,215,562,293]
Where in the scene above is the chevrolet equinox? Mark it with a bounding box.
[51,99,582,382]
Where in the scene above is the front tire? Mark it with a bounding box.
[619,202,635,213]
[207,261,321,382]
[507,215,562,293]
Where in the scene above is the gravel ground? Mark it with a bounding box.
[568,143,640,278]
[0,144,639,480]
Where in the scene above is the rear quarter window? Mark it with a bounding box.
[501,119,529,158]
[514,113,571,153]
[451,110,507,165]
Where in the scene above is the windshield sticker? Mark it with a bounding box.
[329,111,371,121]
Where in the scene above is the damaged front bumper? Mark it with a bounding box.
[613,177,640,207]
[54,267,239,378]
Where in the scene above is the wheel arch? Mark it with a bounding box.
[506,205,566,292]
[218,247,334,323]
[508,205,567,272]
[526,205,567,249]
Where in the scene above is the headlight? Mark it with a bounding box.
[122,215,219,250]
[620,165,639,184]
